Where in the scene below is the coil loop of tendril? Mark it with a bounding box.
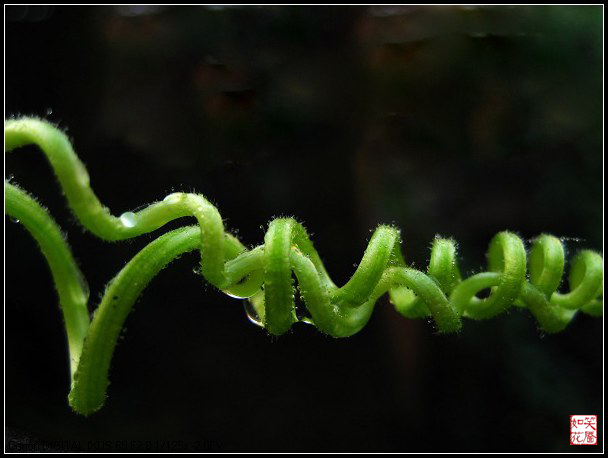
[5,117,603,416]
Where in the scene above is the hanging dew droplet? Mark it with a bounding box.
[243,300,263,328]
[223,290,250,300]
[120,212,137,228]
[299,316,314,326]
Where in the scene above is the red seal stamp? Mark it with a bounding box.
[570,415,597,445]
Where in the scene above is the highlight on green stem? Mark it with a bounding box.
[5,117,603,416]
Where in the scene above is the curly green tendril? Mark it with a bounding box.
[5,117,603,416]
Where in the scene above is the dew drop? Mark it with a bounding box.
[46,107,53,115]
[224,290,249,300]
[120,211,137,228]
[299,316,314,326]
[243,300,264,327]
[10,218,20,223]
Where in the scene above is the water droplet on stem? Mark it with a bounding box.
[224,290,250,300]
[243,300,263,327]
[120,212,137,228]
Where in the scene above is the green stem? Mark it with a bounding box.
[5,117,603,416]
[69,226,202,415]
[5,182,89,378]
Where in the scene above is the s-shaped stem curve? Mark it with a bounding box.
[5,117,603,415]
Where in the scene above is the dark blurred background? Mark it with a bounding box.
[5,6,603,452]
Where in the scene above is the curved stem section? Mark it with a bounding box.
[5,117,603,416]
[68,226,201,415]
[5,182,89,378]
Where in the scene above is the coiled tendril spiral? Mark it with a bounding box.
[5,118,603,416]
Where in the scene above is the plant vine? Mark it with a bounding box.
[5,117,603,416]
